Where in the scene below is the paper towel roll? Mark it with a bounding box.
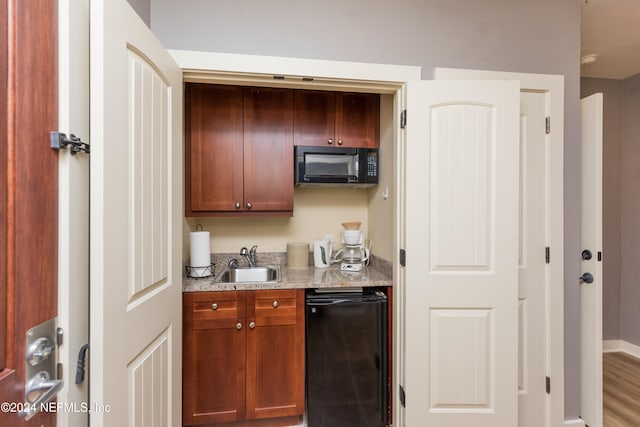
[189,231,211,277]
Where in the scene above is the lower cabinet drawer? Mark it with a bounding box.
[184,291,243,322]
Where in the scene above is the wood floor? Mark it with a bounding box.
[604,352,640,426]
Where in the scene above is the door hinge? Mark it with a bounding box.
[399,249,406,267]
[399,385,406,407]
[545,247,550,264]
[51,131,90,155]
[400,110,407,129]
[545,117,551,134]
[546,376,551,394]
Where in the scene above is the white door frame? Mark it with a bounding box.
[434,68,566,427]
[170,49,420,427]
[57,1,90,426]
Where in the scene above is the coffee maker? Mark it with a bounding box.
[333,229,370,272]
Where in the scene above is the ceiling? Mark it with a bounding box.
[581,0,640,79]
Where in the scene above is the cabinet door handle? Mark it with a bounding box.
[236,322,243,330]
[235,202,241,209]
[211,303,218,310]
[272,300,279,308]
[249,321,256,329]
[327,138,333,145]
[337,139,344,145]
[246,202,252,209]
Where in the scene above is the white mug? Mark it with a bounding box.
[313,240,331,268]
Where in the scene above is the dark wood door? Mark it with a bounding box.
[183,292,247,426]
[0,1,58,426]
[293,90,335,147]
[245,290,304,420]
[335,92,380,148]
[242,87,294,213]
[185,84,244,214]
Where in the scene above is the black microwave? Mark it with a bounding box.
[294,145,378,187]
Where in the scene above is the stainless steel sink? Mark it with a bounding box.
[215,265,281,283]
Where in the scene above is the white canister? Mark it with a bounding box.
[313,240,331,268]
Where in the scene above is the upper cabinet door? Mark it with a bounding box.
[186,84,244,214]
[243,87,294,213]
[293,90,336,147]
[294,90,380,148]
[335,92,380,148]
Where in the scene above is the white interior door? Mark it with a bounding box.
[580,93,603,427]
[433,68,566,427]
[404,80,520,426]
[90,1,183,425]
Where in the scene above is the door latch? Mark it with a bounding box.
[51,131,90,155]
[20,318,64,420]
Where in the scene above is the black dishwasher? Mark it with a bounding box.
[305,288,388,427]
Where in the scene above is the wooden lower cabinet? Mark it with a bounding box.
[183,290,305,427]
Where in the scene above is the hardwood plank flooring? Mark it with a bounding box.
[604,352,640,426]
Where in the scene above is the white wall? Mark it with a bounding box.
[150,0,582,418]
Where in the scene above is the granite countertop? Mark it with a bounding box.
[183,264,392,292]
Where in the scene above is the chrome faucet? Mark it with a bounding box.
[240,245,258,267]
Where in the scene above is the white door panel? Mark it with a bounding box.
[90,1,183,426]
[580,93,603,427]
[433,68,566,427]
[404,80,520,426]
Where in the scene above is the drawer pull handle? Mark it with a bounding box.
[249,321,256,329]
[211,303,218,310]
[236,322,243,330]
[272,300,279,308]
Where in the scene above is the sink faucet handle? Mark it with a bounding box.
[228,258,239,269]
[249,245,258,265]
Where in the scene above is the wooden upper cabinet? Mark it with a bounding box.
[335,92,380,148]
[243,87,294,213]
[294,90,380,148]
[293,90,335,146]
[185,84,244,214]
[185,84,294,216]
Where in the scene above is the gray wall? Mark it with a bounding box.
[621,74,640,346]
[127,0,150,26]
[150,0,582,418]
[581,78,623,341]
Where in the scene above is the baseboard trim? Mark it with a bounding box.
[603,339,640,358]
[564,418,586,427]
